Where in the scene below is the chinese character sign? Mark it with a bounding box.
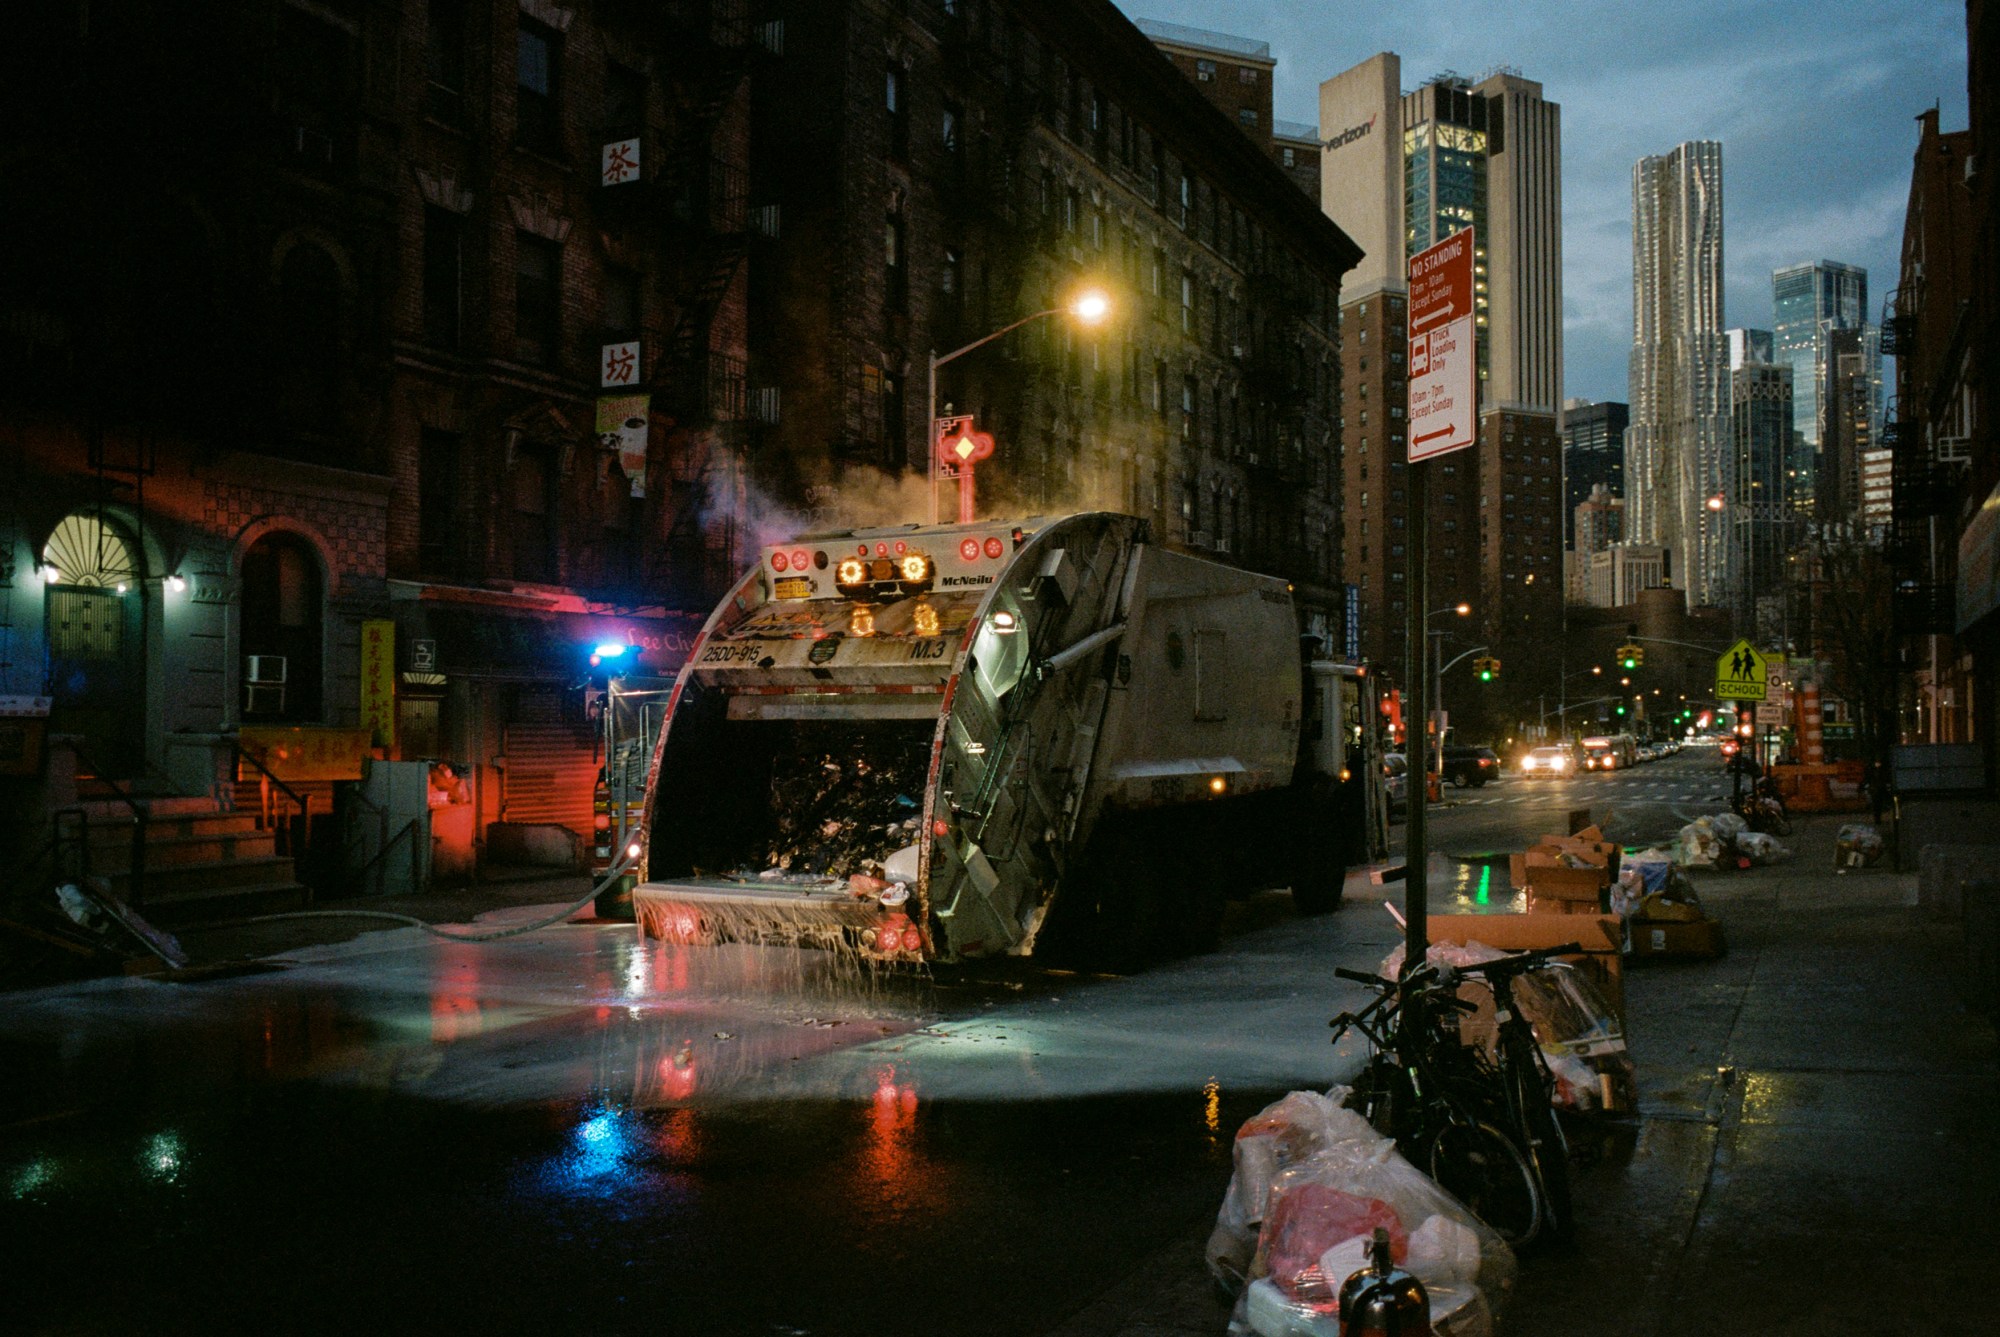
[360,619,396,750]
[601,138,641,187]
[600,340,641,389]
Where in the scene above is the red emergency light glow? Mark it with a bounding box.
[984,537,1004,559]
[772,551,789,571]
[876,542,889,557]
[901,926,923,952]
[894,540,907,555]
[790,549,808,571]
[960,538,980,562]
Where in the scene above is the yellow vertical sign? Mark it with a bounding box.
[360,619,396,750]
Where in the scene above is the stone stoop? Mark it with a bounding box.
[74,797,310,926]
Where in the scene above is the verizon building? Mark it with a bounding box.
[1319,53,1565,697]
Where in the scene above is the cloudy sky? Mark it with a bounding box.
[1115,0,1971,404]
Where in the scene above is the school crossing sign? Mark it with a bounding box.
[1714,638,1770,702]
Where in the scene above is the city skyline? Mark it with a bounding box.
[1116,0,1969,404]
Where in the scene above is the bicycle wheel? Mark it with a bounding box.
[1427,1118,1541,1247]
[1513,1070,1573,1242]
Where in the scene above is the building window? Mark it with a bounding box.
[885,210,906,310]
[275,242,342,425]
[426,0,466,124]
[1195,59,1216,82]
[1239,66,1258,85]
[422,206,462,350]
[1180,270,1194,333]
[1238,108,1257,129]
[241,531,324,722]
[511,447,556,583]
[1181,375,1196,441]
[941,103,959,154]
[886,65,907,158]
[513,233,560,365]
[516,19,563,154]
[419,428,463,577]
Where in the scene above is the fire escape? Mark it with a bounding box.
[1881,290,1956,635]
[653,0,759,605]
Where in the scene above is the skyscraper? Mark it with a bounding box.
[1628,141,1731,608]
[1730,360,1794,633]
[1562,398,1628,544]
[1772,259,1875,512]
[1318,54,1564,674]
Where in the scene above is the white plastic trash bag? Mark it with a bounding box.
[1222,1094,1516,1337]
[1734,831,1790,865]
[1208,1090,1379,1295]
[1709,811,1749,841]
[1836,823,1885,867]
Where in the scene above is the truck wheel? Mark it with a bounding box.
[1291,830,1347,915]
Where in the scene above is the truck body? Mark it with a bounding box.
[629,512,1385,964]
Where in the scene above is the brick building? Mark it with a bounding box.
[0,1,758,888]
[753,0,1359,645]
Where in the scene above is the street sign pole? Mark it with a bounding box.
[1401,227,1478,979]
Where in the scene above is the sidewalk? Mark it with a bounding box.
[1052,812,2000,1336]
[166,865,604,963]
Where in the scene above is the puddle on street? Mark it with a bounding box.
[3,1066,1289,1336]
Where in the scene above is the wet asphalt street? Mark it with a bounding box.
[2,874,1422,1335]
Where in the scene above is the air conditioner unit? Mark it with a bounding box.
[1189,530,1212,549]
[1212,538,1232,555]
[245,683,286,715]
[247,655,288,684]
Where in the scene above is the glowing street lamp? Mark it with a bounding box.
[927,286,1113,523]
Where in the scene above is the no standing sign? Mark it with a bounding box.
[1406,229,1477,462]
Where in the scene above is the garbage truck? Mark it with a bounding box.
[623,512,1387,966]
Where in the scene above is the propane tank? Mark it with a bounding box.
[1336,1227,1433,1337]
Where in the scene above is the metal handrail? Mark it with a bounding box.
[57,739,148,908]
[342,785,424,898]
[229,737,311,855]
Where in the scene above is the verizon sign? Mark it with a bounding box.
[1406,229,1477,461]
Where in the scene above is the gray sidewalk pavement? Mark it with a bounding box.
[1051,812,2000,1336]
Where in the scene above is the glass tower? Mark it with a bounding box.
[1771,260,1872,508]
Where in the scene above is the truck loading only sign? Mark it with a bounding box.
[1406,229,1477,462]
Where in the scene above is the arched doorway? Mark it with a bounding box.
[42,512,146,778]
[240,532,325,722]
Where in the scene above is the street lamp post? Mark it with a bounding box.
[1422,604,1470,765]
[926,288,1111,525]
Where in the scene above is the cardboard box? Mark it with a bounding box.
[1630,917,1725,960]
[1527,890,1603,916]
[1427,913,1625,1023]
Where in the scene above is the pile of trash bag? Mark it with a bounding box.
[1209,1089,1515,1337]
[1671,813,1789,869]
[1836,823,1886,868]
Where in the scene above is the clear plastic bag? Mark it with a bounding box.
[1734,831,1791,864]
[1208,1090,1379,1295]
[1224,1090,1516,1337]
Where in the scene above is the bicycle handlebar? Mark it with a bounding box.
[1453,943,1584,977]
[1334,965,1390,987]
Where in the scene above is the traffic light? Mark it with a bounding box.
[1474,656,1501,682]
[1617,642,1644,670]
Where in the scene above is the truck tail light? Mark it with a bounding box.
[900,926,923,952]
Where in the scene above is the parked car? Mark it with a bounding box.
[1441,744,1501,788]
[1518,744,1575,778]
[1383,752,1409,813]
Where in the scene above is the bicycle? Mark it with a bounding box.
[1730,775,1792,836]
[1332,953,1566,1247]
[1448,947,1577,1241]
